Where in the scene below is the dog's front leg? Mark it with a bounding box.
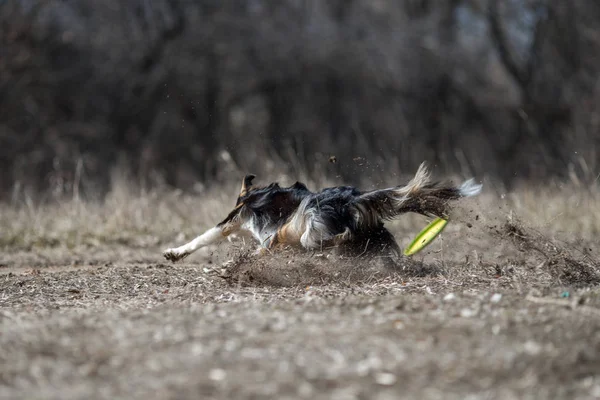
[163,226,226,262]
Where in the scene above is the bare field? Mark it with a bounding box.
[2,182,600,400]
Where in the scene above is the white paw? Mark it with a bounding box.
[163,248,189,263]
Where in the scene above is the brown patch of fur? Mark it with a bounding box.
[270,222,302,249]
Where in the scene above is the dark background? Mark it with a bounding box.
[2,0,599,200]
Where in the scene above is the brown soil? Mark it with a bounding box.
[2,193,600,399]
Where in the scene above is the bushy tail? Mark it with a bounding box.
[353,162,482,224]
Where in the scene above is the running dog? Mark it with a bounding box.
[163,162,482,262]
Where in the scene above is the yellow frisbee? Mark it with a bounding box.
[403,217,449,256]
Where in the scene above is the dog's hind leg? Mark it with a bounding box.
[163,226,226,262]
[334,226,400,259]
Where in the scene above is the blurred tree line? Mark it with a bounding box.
[2,0,600,199]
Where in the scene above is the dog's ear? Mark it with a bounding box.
[239,174,256,197]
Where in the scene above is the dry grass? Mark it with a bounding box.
[2,174,600,399]
[3,173,600,277]
[3,172,600,252]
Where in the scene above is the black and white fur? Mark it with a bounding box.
[163,162,482,262]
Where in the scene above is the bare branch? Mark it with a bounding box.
[488,0,528,88]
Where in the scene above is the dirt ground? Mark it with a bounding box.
[2,187,600,400]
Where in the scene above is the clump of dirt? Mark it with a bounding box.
[216,210,600,290]
[497,217,600,287]
[219,248,439,287]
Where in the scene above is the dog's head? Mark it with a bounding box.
[217,175,311,233]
